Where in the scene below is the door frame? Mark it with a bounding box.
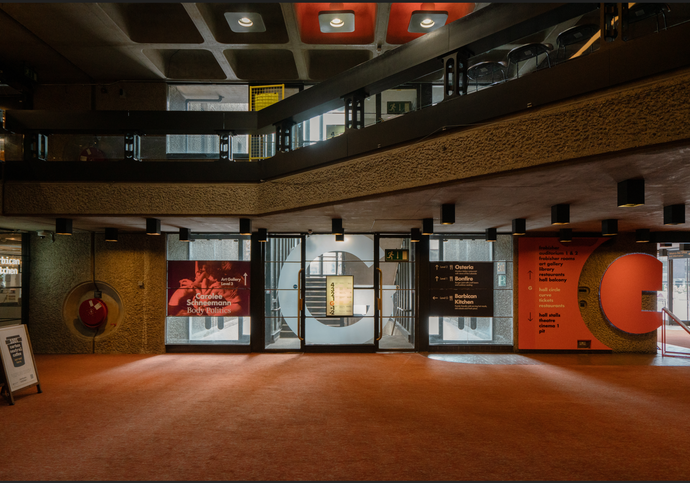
[259,232,419,353]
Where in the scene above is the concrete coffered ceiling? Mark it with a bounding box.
[0,2,481,84]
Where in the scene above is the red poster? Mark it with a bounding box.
[518,238,611,350]
[167,260,250,317]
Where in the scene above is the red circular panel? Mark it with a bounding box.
[78,298,108,329]
[600,253,662,334]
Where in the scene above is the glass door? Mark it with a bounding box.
[303,234,375,348]
[263,233,417,351]
[378,236,416,350]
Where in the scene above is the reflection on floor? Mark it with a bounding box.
[378,334,414,350]
[428,344,690,366]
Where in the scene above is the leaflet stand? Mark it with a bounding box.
[0,324,42,406]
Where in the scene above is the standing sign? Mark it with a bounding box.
[0,324,41,405]
[167,260,251,317]
[326,275,354,317]
[518,237,611,350]
[428,262,494,317]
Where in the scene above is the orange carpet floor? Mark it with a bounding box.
[2,353,690,481]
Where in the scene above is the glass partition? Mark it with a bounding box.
[0,233,23,328]
[166,234,251,345]
[429,235,513,346]
[264,236,302,350]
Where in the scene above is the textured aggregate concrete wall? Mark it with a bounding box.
[577,233,658,353]
[29,233,166,354]
[5,68,690,216]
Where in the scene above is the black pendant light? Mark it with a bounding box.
[146,218,161,235]
[105,227,119,242]
[601,219,618,236]
[441,204,455,225]
[56,218,73,235]
[551,204,570,225]
[512,218,526,236]
[618,178,644,207]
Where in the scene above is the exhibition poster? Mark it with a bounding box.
[167,260,251,317]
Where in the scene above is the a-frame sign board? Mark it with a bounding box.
[0,324,41,405]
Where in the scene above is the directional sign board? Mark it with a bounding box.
[429,262,493,289]
[428,262,494,317]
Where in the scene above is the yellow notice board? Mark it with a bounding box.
[326,275,354,317]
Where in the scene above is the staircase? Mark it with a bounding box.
[305,276,342,327]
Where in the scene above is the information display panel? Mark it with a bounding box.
[428,262,494,317]
[0,324,41,405]
[326,275,354,317]
[517,237,611,350]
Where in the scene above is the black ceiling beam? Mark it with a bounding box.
[3,3,596,136]
[3,110,261,136]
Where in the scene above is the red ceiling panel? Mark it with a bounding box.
[387,3,475,45]
[294,3,377,44]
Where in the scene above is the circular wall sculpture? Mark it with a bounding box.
[599,253,663,334]
[63,281,125,340]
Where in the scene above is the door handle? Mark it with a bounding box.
[376,267,383,341]
[297,268,304,340]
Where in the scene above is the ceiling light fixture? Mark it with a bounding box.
[332,218,343,235]
[618,178,645,207]
[239,218,252,235]
[422,218,434,235]
[146,218,161,235]
[56,218,73,235]
[411,228,421,243]
[551,204,570,225]
[105,227,119,242]
[408,11,448,33]
[512,218,526,236]
[258,228,268,242]
[318,11,355,33]
[602,219,618,236]
[224,12,266,33]
[441,204,455,225]
[336,230,345,242]
[179,228,192,242]
[559,228,573,243]
[485,228,497,242]
[635,229,651,243]
[664,204,685,225]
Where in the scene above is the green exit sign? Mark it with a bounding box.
[387,101,412,114]
[385,249,409,261]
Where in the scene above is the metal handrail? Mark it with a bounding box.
[660,307,690,358]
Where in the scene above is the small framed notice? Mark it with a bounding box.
[0,324,41,405]
[326,275,354,317]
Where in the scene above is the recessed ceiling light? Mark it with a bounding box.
[318,11,355,33]
[408,11,448,33]
[224,12,266,33]
[238,17,253,28]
